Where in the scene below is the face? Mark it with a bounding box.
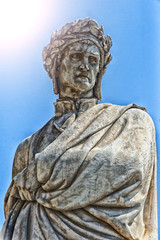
[58,42,100,99]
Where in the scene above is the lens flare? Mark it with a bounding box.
[0,0,50,52]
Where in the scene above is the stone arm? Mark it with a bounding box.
[4,136,33,218]
[4,117,60,217]
[12,136,32,179]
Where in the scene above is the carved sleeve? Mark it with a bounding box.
[12,136,31,179]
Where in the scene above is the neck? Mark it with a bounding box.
[59,88,94,101]
[54,98,98,117]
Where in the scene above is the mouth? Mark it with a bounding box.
[76,74,89,81]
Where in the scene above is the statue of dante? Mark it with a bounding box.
[0,18,158,240]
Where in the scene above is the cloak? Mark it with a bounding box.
[0,102,158,240]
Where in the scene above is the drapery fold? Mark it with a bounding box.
[1,103,157,240]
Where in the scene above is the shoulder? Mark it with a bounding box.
[12,117,56,178]
[101,103,154,127]
[12,136,32,178]
[117,105,156,140]
[102,103,155,133]
[124,106,155,129]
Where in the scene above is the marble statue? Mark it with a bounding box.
[0,18,158,240]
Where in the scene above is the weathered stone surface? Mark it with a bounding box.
[0,18,158,240]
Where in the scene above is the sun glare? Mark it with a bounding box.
[0,0,49,52]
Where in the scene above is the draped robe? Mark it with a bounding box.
[0,102,158,240]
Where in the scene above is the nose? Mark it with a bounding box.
[79,58,89,71]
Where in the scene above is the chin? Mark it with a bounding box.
[78,83,92,91]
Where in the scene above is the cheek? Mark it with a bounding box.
[60,63,74,80]
[91,66,99,77]
[63,60,77,75]
[60,62,67,73]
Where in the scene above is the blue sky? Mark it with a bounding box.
[0,0,160,234]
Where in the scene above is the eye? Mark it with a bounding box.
[88,56,99,64]
[70,53,82,61]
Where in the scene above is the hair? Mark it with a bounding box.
[42,17,112,100]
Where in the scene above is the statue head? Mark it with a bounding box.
[42,17,112,100]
